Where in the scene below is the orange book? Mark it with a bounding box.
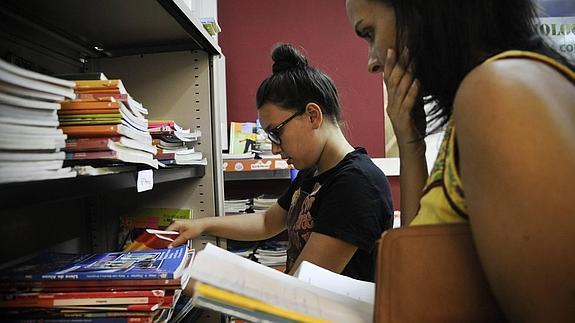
[60,97,121,110]
[58,108,120,115]
[60,124,122,137]
[74,79,125,91]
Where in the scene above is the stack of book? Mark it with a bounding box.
[0,58,78,184]
[224,198,252,214]
[253,194,278,212]
[149,120,206,166]
[60,80,158,169]
[254,241,288,269]
[0,245,194,322]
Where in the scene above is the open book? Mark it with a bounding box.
[189,243,374,323]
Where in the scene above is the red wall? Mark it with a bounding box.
[218,0,385,157]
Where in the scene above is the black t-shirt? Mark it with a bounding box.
[277,147,394,282]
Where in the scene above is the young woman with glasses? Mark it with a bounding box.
[346,0,575,319]
[168,43,394,283]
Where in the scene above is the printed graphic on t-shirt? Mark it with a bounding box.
[286,182,322,272]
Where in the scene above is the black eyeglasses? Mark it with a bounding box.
[267,111,304,145]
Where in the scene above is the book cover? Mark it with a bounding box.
[119,208,191,251]
[0,59,76,99]
[60,124,152,145]
[228,122,257,155]
[65,137,122,152]
[0,290,167,308]
[60,97,121,110]
[0,246,189,281]
[188,243,373,323]
[74,79,126,94]
[124,229,180,252]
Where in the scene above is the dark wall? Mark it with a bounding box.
[218,0,385,157]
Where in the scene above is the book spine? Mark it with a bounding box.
[38,272,177,281]
[66,150,117,160]
[60,124,120,137]
[61,101,120,110]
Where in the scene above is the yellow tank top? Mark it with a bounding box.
[411,50,575,225]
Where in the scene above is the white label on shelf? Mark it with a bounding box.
[137,169,154,192]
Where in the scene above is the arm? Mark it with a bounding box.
[384,48,428,225]
[167,203,288,247]
[287,232,357,275]
[454,59,575,322]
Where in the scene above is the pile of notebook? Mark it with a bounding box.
[0,245,195,322]
[0,58,77,183]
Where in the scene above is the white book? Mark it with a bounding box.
[0,137,65,150]
[108,140,156,159]
[0,167,76,184]
[117,123,152,145]
[294,261,375,305]
[0,58,75,88]
[0,60,75,99]
[119,101,147,131]
[0,160,64,170]
[0,81,66,101]
[126,95,148,116]
[0,151,65,161]
[111,137,157,155]
[0,104,58,120]
[0,92,61,110]
[0,123,61,135]
[189,243,373,323]
[0,115,59,127]
[171,158,207,166]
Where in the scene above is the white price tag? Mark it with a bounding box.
[137,169,154,192]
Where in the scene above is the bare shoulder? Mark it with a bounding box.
[454,57,575,125]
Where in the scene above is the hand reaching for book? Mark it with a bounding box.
[166,219,205,248]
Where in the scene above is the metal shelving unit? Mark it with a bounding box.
[0,0,224,263]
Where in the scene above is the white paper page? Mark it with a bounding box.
[189,243,373,323]
[294,261,375,305]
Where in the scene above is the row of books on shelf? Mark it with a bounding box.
[0,235,195,322]
[0,58,205,185]
[224,194,278,214]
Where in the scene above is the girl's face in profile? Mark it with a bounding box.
[258,103,315,170]
[346,0,397,74]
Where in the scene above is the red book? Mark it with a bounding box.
[154,150,176,161]
[65,137,121,152]
[124,229,179,251]
[0,289,166,308]
[58,303,161,312]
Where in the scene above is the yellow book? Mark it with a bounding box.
[194,282,328,323]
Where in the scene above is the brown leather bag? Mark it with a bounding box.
[374,223,506,322]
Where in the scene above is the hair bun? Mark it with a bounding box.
[271,43,309,74]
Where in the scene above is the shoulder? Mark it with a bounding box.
[453,57,575,146]
[325,151,391,197]
[454,57,574,124]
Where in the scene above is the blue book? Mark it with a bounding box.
[0,245,189,281]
